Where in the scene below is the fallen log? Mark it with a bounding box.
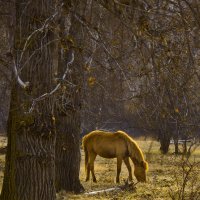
[84,180,137,195]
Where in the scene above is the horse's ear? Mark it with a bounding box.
[141,161,148,171]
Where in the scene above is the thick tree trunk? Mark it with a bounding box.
[1,89,56,200]
[55,10,83,193]
[55,114,83,193]
[1,0,57,199]
[55,57,84,192]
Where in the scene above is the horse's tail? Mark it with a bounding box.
[84,146,88,172]
[82,137,88,172]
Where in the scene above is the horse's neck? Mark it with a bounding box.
[129,142,144,164]
[131,157,140,166]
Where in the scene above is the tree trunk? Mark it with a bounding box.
[1,89,56,200]
[159,132,171,154]
[1,1,57,199]
[174,141,179,154]
[182,140,187,155]
[173,134,179,154]
[55,10,83,193]
[55,113,83,193]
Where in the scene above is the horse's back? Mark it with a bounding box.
[82,130,123,144]
[82,130,128,158]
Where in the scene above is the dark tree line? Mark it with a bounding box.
[79,0,200,154]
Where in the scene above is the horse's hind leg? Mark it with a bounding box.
[124,157,133,181]
[116,157,122,183]
[90,152,97,182]
[86,162,90,182]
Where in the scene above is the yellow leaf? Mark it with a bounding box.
[175,108,179,113]
[88,77,96,86]
[84,64,92,72]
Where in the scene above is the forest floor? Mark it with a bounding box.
[0,135,199,200]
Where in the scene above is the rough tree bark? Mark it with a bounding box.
[159,131,171,154]
[1,1,57,199]
[55,6,84,193]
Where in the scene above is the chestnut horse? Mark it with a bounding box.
[82,130,148,183]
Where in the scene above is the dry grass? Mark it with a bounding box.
[0,136,6,191]
[0,136,199,200]
[61,140,200,200]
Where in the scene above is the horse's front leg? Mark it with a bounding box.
[124,157,133,181]
[116,157,122,183]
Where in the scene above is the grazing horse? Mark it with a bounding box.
[82,130,148,183]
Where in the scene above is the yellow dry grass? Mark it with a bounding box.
[0,136,199,200]
[62,139,200,200]
[0,136,6,191]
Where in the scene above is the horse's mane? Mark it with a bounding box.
[116,130,148,170]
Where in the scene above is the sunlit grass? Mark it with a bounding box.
[66,139,200,200]
[0,136,199,200]
[0,136,6,192]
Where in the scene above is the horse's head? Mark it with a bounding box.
[134,160,148,182]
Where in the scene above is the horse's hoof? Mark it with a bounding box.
[93,179,97,183]
[85,178,89,182]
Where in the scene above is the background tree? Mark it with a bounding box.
[79,0,200,154]
[55,0,84,193]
